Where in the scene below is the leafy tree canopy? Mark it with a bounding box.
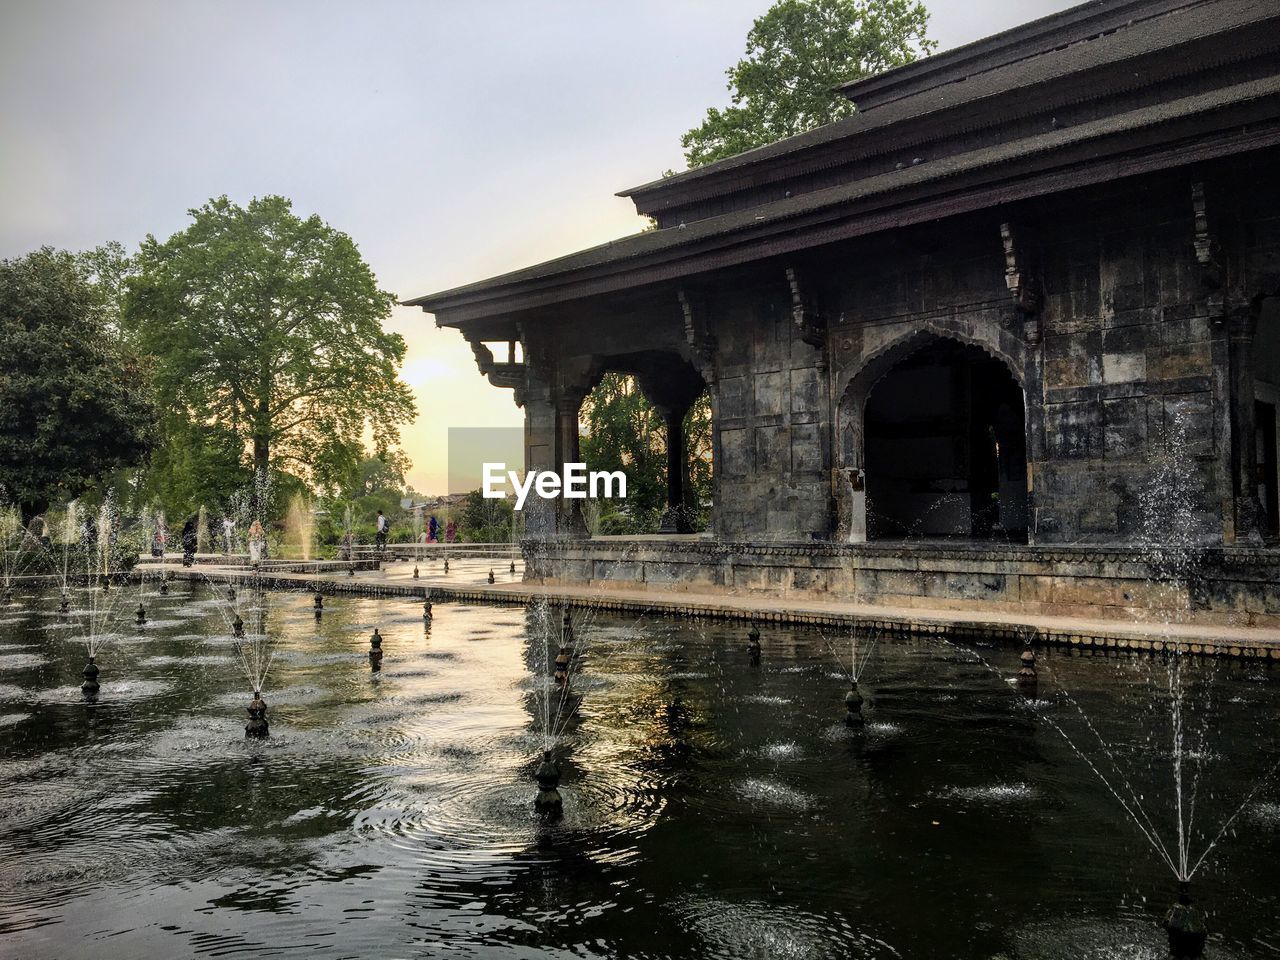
[682,0,935,168]
[123,195,415,495]
[0,247,156,520]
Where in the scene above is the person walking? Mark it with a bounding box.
[247,519,266,564]
[221,516,236,555]
[181,517,198,567]
[375,511,389,552]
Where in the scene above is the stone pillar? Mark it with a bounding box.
[658,405,694,534]
[1023,314,1047,545]
[522,360,560,541]
[558,390,590,539]
[1227,306,1263,543]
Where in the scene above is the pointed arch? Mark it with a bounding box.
[836,326,1028,542]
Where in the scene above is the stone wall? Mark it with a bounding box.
[525,538,1280,628]
[711,285,832,539]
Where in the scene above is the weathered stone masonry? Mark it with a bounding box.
[411,0,1280,624]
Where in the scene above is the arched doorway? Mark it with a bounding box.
[575,353,711,535]
[863,339,1027,540]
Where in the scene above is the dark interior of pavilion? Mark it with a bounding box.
[864,339,1028,541]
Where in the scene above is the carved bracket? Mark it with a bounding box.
[999,221,1043,321]
[1191,180,1223,293]
[785,265,827,349]
[465,332,527,407]
[678,287,717,380]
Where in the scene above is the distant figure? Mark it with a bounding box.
[445,519,457,543]
[375,511,388,551]
[247,519,266,564]
[428,515,439,543]
[221,516,236,554]
[151,529,165,558]
[181,517,198,567]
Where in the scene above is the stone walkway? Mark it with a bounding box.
[153,556,1280,660]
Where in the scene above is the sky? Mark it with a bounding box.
[0,0,1078,494]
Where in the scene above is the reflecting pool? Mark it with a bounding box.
[0,584,1277,958]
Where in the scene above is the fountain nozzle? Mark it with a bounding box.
[534,749,563,817]
[245,691,269,739]
[845,680,865,727]
[1017,636,1038,691]
[1165,880,1207,958]
[747,624,762,665]
[226,585,236,602]
[1167,885,1203,957]
[81,656,100,696]
[232,614,245,637]
[488,568,495,584]
[413,564,419,579]
[314,593,323,617]
[135,603,147,626]
[59,593,70,613]
[369,628,384,669]
[510,560,516,574]
[554,645,572,686]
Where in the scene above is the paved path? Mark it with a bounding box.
[152,556,1280,660]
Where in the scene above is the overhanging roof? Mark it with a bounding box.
[408,0,1280,328]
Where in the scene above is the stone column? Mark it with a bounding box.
[1023,314,1047,545]
[1227,306,1263,543]
[520,342,560,542]
[658,405,694,534]
[558,390,590,539]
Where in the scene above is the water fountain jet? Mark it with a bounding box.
[233,614,245,638]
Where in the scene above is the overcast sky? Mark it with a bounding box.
[1,0,1078,493]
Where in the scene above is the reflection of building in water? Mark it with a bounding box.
[409,0,1280,623]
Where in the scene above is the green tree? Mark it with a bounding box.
[0,247,156,521]
[682,0,935,167]
[341,454,409,500]
[123,195,416,497]
[459,488,516,543]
